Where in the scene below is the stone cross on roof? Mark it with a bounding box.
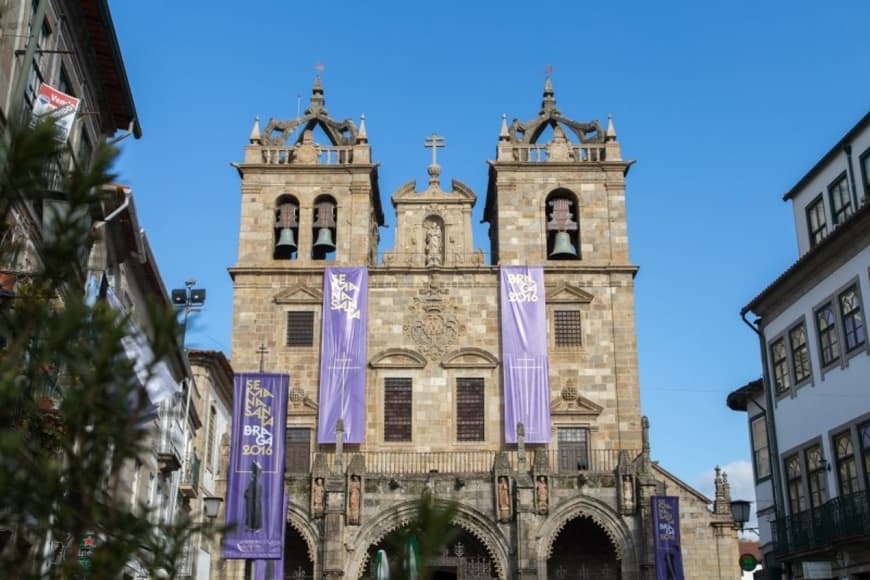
[424,133,446,166]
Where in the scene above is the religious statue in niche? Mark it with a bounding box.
[348,474,362,525]
[622,474,635,513]
[424,219,443,266]
[536,475,549,514]
[497,476,511,522]
[311,477,325,517]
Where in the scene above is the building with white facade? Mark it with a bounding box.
[728,111,870,579]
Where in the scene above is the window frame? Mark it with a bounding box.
[383,377,412,443]
[456,377,485,442]
[805,194,828,248]
[838,284,866,354]
[833,430,858,496]
[286,310,315,347]
[750,413,771,482]
[556,427,590,472]
[805,444,829,508]
[769,337,791,395]
[859,147,870,204]
[788,321,812,386]
[553,309,583,348]
[815,301,841,369]
[285,428,311,474]
[828,173,853,226]
[784,453,806,515]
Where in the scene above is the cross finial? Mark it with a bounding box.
[315,62,325,75]
[256,343,268,372]
[424,133,446,166]
[545,64,554,76]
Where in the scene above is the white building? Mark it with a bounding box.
[728,111,870,579]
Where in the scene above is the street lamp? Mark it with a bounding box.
[730,499,752,531]
[202,496,223,519]
[171,278,206,343]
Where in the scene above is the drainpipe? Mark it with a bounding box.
[741,312,789,579]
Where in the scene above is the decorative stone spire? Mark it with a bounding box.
[540,72,557,114]
[499,113,510,141]
[356,114,368,143]
[305,74,328,116]
[640,415,652,475]
[249,115,261,144]
[606,113,617,142]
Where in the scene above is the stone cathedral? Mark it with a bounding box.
[220,76,739,579]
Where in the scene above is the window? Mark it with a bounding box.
[205,406,217,473]
[770,338,790,394]
[384,378,412,442]
[57,64,74,97]
[806,195,827,248]
[829,174,853,225]
[789,323,811,383]
[750,415,770,480]
[816,302,840,367]
[861,422,870,490]
[456,378,484,441]
[860,149,870,203]
[805,444,828,508]
[834,431,858,495]
[285,428,310,473]
[785,454,805,514]
[554,310,582,347]
[286,311,314,346]
[557,427,589,471]
[839,286,865,353]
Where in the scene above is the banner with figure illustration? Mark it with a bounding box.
[223,373,289,559]
[500,266,551,443]
[651,496,685,580]
[318,267,368,443]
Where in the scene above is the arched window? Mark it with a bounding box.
[546,189,580,260]
[274,195,299,260]
[312,195,337,260]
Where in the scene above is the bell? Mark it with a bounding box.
[549,231,578,259]
[276,228,296,251]
[313,227,336,252]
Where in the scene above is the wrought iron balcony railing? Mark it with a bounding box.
[772,489,870,557]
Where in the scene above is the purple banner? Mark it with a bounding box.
[223,373,289,559]
[252,494,288,579]
[651,496,685,580]
[500,267,551,443]
[318,267,368,443]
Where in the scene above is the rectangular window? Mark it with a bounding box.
[750,415,770,480]
[805,445,828,508]
[834,431,858,496]
[806,195,828,247]
[839,286,865,353]
[205,406,217,473]
[456,377,484,442]
[384,378,412,442]
[58,64,75,97]
[770,338,790,394]
[860,149,870,203]
[816,302,840,367]
[286,311,314,346]
[861,422,870,490]
[829,174,853,225]
[557,427,589,471]
[285,428,310,473]
[789,323,811,383]
[554,310,582,347]
[785,454,805,514]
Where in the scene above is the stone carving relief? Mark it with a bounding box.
[404,274,462,358]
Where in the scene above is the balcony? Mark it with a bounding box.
[772,489,870,557]
[178,453,200,499]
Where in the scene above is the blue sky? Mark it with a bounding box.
[109,1,870,503]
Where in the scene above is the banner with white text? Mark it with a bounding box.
[318,267,368,443]
[500,266,551,443]
[223,373,289,559]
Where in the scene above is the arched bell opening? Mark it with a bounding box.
[362,525,497,580]
[545,189,580,260]
[312,195,337,260]
[547,517,620,580]
[274,194,299,260]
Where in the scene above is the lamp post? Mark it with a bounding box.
[202,496,223,520]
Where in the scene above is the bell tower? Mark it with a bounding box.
[483,76,630,267]
[234,76,384,270]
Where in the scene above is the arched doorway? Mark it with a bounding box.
[284,524,314,579]
[363,526,496,580]
[547,517,620,579]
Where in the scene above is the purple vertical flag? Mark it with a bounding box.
[223,373,289,559]
[500,266,551,443]
[252,493,288,579]
[651,496,685,580]
[318,267,368,443]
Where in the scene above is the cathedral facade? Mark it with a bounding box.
[220,77,739,579]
